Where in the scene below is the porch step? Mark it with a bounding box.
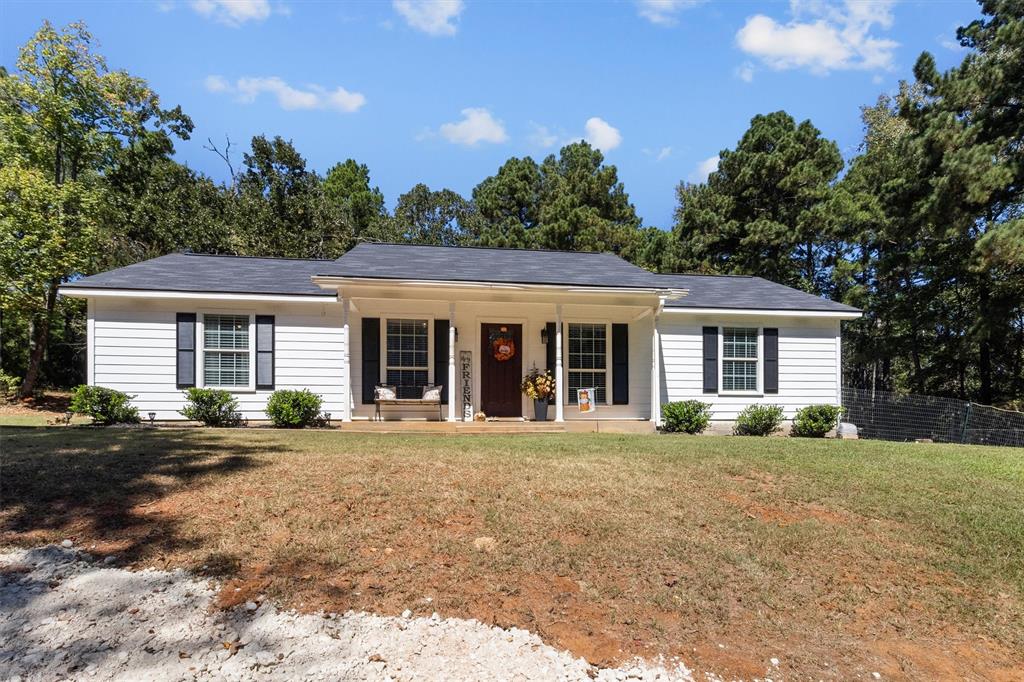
[455,422,566,434]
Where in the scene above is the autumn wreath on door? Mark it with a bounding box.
[489,326,516,362]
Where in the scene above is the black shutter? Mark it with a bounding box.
[434,319,449,403]
[612,323,629,404]
[545,322,557,405]
[361,317,380,404]
[176,313,196,389]
[702,326,718,394]
[255,315,275,390]
[763,328,779,394]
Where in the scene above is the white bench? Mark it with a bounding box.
[374,385,443,421]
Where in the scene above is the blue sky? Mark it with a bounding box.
[2,0,979,228]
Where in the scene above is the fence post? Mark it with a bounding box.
[960,402,973,444]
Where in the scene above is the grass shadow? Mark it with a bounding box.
[1,427,269,565]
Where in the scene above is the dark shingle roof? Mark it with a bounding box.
[60,245,859,314]
[318,243,667,289]
[658,273,859,313]
[61,253,335,297]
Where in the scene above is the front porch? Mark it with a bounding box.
[316,276,679,425]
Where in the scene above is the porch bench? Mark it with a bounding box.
[374,384,443,421]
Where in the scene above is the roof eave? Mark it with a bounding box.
[59,286,336,303]
[662,306,861,319]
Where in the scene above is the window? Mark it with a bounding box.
[203,314,251,388]
[385,319,429,399]
[567,323,607,404]
[722,327,758,392]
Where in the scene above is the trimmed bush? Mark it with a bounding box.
[180,388,243,427]
[792,404,844,438]
[0,371,20,402]
[661,400,712,434]
[733,404,785,437]
[265,389,323,428]
[69,385,140,425]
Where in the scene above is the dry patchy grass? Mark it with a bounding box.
[2,427,1023,680]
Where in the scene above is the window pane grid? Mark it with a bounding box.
[204,351,249,387]
[568,323,607,404]
[204,315,249,350]
[385,319,429,398]
[722,327,758,392]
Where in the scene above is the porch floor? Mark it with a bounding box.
[338,420,655,434]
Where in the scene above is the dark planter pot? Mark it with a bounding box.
[534,399,549,422]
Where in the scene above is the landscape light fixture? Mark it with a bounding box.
[148,412,156,426]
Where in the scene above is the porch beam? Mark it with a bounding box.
[341,295,352,422]
[555,304,564,422]
[448,302,457,421]
[651,301,663,426]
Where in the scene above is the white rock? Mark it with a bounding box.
[245,601,259,611]
[401,610,412,619]
[770,657,780,666]
[872,674,881,680]
[61,540,74,548]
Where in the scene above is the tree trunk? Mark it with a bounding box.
[19,280,59,397]
[977,274,993,405]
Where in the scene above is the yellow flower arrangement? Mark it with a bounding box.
[521,366,555,400]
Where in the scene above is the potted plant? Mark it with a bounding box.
[521,366,556,421]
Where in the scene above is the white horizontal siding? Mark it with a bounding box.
[92,298,346,420]
[659,315,841,421]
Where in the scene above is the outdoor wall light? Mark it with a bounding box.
[540,327,549,344]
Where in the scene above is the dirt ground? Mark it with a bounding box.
[2,426,1023,680]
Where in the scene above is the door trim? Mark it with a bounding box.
[479,321,524,418]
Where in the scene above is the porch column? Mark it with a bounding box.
[448,302,457,421]
[650,305,661,426]
[555,304,564,422]
[341,294,352,422]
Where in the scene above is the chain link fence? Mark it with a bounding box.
[841,387,1024,448]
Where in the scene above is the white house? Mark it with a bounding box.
[59,243,860,430]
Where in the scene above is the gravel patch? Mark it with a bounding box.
[0,545,694,681]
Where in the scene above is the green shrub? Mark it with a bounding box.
[733,404,785,437]
[792,404,844,438]
[69,385,140,425]
[0,371,20,402]
[180,388,243,427]
[265,389,324,428]
[661,400,712,434]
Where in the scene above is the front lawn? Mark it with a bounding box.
[2,427,1022,679]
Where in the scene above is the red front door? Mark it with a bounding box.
[480,323,522,417]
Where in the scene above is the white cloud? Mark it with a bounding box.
[205,75,366,113]
[689,155,719,183]
[643,146,672,161]
[736,62,756,82]
[583,117,622,153]
[736,0,898,74]
[157,0,176,12]
[439,108,508,146]
[393,0,464,36]
[636,0,703,26]
[190,0,274,25]
[527,122,559,149]
[204,75,230,93]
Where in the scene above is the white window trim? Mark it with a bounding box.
[562,319,612,406]
[719,325,763,396]
[379,315,435,390]
[198,310,256,392]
